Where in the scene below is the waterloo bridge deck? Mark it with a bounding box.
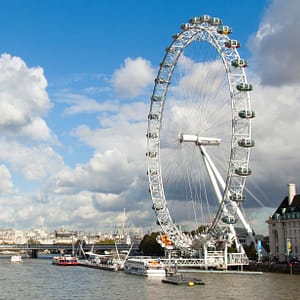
[0,243,139,258]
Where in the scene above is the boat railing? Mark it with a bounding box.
[227,253,249,266]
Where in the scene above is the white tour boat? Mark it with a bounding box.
[10,255,23,263]
[124,257,166,276]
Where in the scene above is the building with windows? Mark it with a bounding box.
[267,183,300,262]
[0,229,27,244]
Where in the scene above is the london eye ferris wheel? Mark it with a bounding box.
[146,14,256,255]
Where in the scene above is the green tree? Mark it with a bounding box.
[243,242,258,260]
[139,232,164,256]
[27,237,40,245]
[97,238,114,245]
[190,225,208,236]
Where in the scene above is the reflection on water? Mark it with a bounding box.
[0,257,299,300]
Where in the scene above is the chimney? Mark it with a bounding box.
[288,183,296,206]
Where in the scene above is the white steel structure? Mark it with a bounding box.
[146,15,256,265]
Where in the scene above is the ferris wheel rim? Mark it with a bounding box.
[146,15,254,250]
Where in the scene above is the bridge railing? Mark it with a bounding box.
[0,243,139,251]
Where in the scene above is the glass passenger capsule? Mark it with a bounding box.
[236,83,253,91]
[157,219,168,226]
[238,110,256,119]
[235,167,252,176]
[222,215,237,224]
[238,138,255,147]
[147,169,158,176]
[148,113,159,120]
[151,95,162,102]
[146,132,158,139]
[146,152,157,158]
[155,77,169,84]
[225,40,240,48]
[231,58,247,68]
[181,23,192,31]
[151,185,159,192]
[189,17,201,24]
[160,61,173,68]
[217,25,232,34]
[152,203,164,210]
[199,15,211,23]
[166,46,178,53]
[209,17,222,26]
[229,192,245,202]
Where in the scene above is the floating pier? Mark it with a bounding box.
[162,272,205,285]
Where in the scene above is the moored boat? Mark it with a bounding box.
[52,255,78,266]
[124,257,166,276]
[78,249,127,271]
[10,255,23,263]
[78,257,123,272]
[77,241,133,272]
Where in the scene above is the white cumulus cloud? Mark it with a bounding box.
[0,164,13,194]
[112,57,155,98]
[0,53,53,141]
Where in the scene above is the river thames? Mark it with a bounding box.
[0,257,299,300]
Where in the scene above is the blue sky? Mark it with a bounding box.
[0,1,266,75]
[0,0,299,236]
[0,0,267,167]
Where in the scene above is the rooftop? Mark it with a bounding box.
[271,194,300,220]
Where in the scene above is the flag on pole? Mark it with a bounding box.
[287,238,292,255]
[257,240,262,254]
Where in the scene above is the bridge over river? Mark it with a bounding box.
[0,243,139,258]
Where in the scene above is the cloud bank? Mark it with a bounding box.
[0,0,299,237]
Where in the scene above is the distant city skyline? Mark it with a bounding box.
[0,0,299,236]
[0,226,143,247]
